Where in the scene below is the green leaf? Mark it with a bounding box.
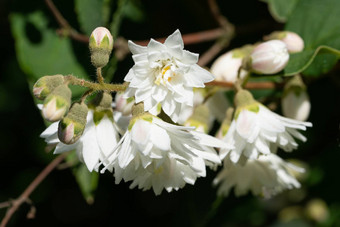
[284,46,340,76]
[122,0,145,23]
[262,0,300,22]
[10,11,88,96]
[284,0,340,76]
[75,0,106,36]
[66,152,99,204]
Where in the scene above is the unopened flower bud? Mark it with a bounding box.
[58,103,88,144]
[33,75,64,100]
[115,92,134,116]
[282,75,310,121]
[250,40,289,74]
[184,105,211,133]
[210,46,252,83]
[265,31,304,53]
[42,84,71,122]
[89,92,114,124]
[89,27,114,68]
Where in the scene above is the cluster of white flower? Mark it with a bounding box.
[39,28,312,197]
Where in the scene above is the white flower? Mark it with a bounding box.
[213,153,303,197]
[210,50,248,83]
[100,114,231,195]
[220,90,312,163]
[41,110,119,171]
[124,29,215,123]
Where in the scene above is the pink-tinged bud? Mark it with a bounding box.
[282,75,310,121]
[33,75,64,100]
[89,27,114,68]
[281,32,304,53]
[250,40,289,74]
[115,92,134,116]
[42,85,71,122]
[210,51,248,83]
[265,31,304,53]
[58,103,88,144]
[42,97,68,122]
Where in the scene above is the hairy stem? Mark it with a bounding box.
[64,75,127,92]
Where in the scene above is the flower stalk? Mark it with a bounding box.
[64,75,127,92]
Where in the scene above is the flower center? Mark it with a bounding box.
[154,62,176,86]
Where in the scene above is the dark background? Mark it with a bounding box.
[0,0,340,226]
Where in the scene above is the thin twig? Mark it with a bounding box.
[45,0,88,43]
[0,153,68,227]
[134,28,224,46]
[207,0,228,27]
[206,80,280,90]
[197,0,235,67]
[0,202,11,209]
[198,41,225,67]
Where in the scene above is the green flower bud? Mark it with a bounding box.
[89,92,114,125]
[42,84,71,122]
[58,102,88,144]
[89,27,114,68]
[185,105,211,133]
[33,75,64,100]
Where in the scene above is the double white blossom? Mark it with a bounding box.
[100,114,231,195]
[124,30,214,123]
[41,110,119,171]
[214,154,303,197]
[220,90,312,163]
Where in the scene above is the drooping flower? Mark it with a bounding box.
[41,109,119,171]
[213,153,303,197]
[220,89,312,163]
[123,29,215,123]
[282,75,310,121]
[100,113,231,195]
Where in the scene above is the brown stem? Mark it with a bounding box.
[198,41,225,67]
[207,0,228,27]
[0,153,68,227]
[45,0,88,43]
[205,81,280,90]
[134,28,224,46]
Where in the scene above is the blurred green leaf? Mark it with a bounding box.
[66,152,99,204]
[10,11,88,96]
[122,0,145,23]
[284,0,340,76]
[75,0,106,36]
[262,0,300,22]
[110,0,145,38]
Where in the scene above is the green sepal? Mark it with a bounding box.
[128,113,153,131]
[58,102,88,144]
[234,103,260,120]
[93,109,113,125]
[43,84,71,110]
[283,75,306,97]
[33,74,64,100]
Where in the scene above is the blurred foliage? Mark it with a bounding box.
[0,0,339,226]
